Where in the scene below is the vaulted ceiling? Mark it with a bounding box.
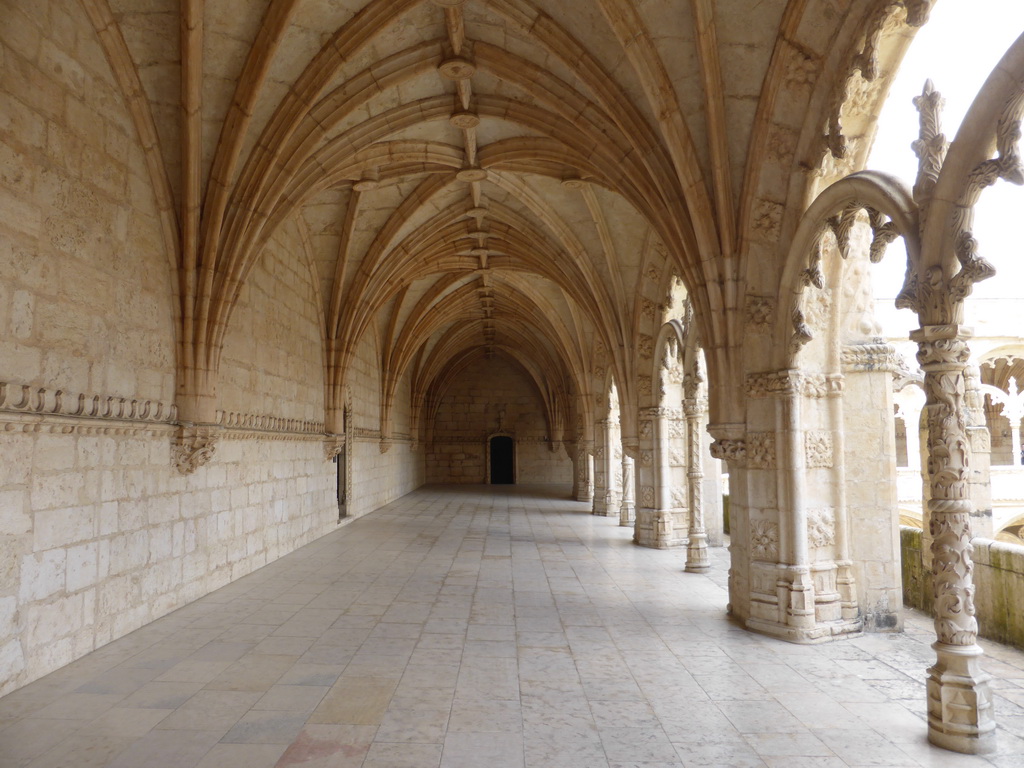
[81,0,929,431]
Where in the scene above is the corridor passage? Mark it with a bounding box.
[1,485,1023,768]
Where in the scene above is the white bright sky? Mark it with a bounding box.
[868,2,1024,306]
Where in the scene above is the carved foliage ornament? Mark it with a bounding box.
[807,508,836,548]
[747,432,776,470]
[746,371,831,399]
[710,439,746,464]
[173,424,219,474]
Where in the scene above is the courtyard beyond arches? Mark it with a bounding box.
[1,484,1022,767]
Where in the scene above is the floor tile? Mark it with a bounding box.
[0,485,1021,768]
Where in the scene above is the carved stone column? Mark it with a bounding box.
[654,406,674,547]
[708,423,746,617]
[912,325,995,754]
[634,407,677,548]
[964,366,994,539]
[592,420,609,515]
[684,397,709,573]
[619,444,636,526]
[575,440,594,503]
[601,419,621,517]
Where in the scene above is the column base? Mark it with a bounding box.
[684,532,710,573]
[926,642,996,755]
[619,504,635,526]
[746,615,863,644]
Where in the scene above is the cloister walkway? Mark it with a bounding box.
[1,484,1023,767]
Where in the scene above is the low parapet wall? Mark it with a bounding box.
[901,525,1024,648]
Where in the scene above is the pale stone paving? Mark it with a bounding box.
[0,484,1022,768]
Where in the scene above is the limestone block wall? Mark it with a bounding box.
[426,357,571,484]
[0,432,335,696]
[345,328,423,516]
[0,1,422,697]
[219,220,326,422]
[901,526,1024,649]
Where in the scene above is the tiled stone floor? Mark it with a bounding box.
[2,484,1024,768]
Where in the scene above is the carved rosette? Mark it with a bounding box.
[172,424,219,474]
[747,432,777,469]
[805,431,834,469]
[750,519,780,562]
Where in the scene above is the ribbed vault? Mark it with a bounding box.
[87,0,935,440]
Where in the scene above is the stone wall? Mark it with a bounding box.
[427,356,572,484]
[901,526,1024,649]
[0,1,423,697]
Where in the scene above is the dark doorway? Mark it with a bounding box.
[490,436,514,484]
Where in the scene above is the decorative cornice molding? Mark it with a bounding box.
[0,382,177,423]
[217,410,324,434]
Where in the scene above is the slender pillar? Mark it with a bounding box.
[683,396,709,572]
[576,441,594,503]
[780,382,814,630]
[654,407,674,546]
[619,442,636,526]
[592,421,608,515]
[826,374,858,620]
[912,325,995,754]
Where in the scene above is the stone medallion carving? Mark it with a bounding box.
[744,295,775,334]
[750,519,780,562]
[805,431,834,468]
[640,486,655,508]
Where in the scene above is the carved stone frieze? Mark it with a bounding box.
[172,424,219,474]
[750,519,780,562]
[807,508,836,548]
[641,298,658,321]
[841,343,902,373]
[709,439,746,465]
[747,432,777,470]
[746,371,830,399]
[640,451,653,466]
[639,421,653,440]
[805,430,834,468]
[638,376,653,396]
